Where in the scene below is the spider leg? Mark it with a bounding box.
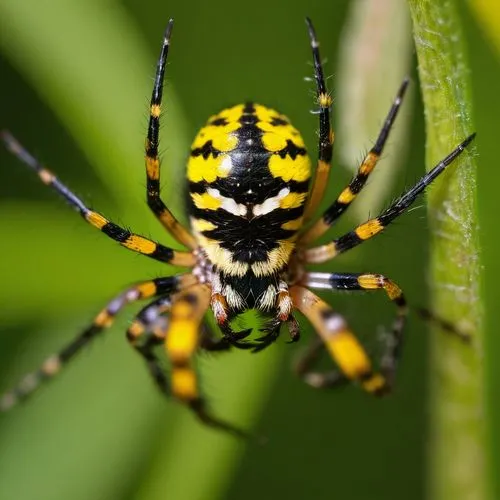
[199,322,233,352]
[301,272,407,387]
[0,275,193,412]
[164,284,250,438]
[126,295,175,395]
[145,20,196,249]
[290,285,389,395]
[304,133,476,264]
[1,131,195,267]
[294,336,349,389]
[300,78,409,244]
[302,17,334,221]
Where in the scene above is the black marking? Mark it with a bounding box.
[101,222,130,243]
[328,274,359,290]
[153,276,179,293]
[243,102,255,114]
[277,139,307,160]
[191,205,303,263]
[223,273,280,311]
[191,140,221,159]
[270,117,289,126]
[151,245,175,262]
[209,117,228,126]
[333,231,363,254]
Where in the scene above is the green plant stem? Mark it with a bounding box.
[407,1,487,499]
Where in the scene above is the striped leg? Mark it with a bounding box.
[302,17,334,221]
[290,285,389,395]
[126,295,175,396]
[305,133,476,264]
[302,272,408,387]
[165,285,249,437]
[300,78,409,244]
[1,131,195,267]
[294,336,349,389]
[0,275,192,411]
[145,20,196,249]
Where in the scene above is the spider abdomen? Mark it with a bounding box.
[187,103,311,278]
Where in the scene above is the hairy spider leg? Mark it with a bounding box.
[1,131,195,267]
[164,284,250,438]
[0,275,194,411]
[290,286,388,394]
[304,133,476,263]
[145,19,197,249]
[300,78,409,244]
[302,17,334,221]
[302,272,407,387]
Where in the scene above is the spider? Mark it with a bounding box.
[0,18,474,437]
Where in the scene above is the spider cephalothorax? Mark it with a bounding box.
[0,18,474,437]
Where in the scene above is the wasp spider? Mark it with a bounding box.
[0,18,475,437]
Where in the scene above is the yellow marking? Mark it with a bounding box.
[258,122,305,148]
[127,321,145,339]
[282,217,303,231]
[318,92,333,108]
[214,104,245,123]
[261,131,288,152]
[146,156,160,180]
[191,192,222,210]
[254,104,279,122]
[355,219,384,240]
[337,187,355,204]
[329,128,335,144]
[166,319,198,364]
[279,191,307,209]
[95,310,113,328]
[187,154,231,183]
[124,235,157,254]
[42,356,61,376]
[268,154,311,182]
[325,331,372,380]
[137,281,157,298]
[172,367,198,400]
[150,104,161,118]
[191,106,241,151]
[86,211,108,229]
[317,159,330,173]
[39,168,55,185]
[357,274,382,290]
[196,234,248,276]
[191,218,217,233]
[360,152,379,175]
[251,239,295,276]
[362,373,387,393]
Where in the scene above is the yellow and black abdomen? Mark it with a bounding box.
[187,103,311,282]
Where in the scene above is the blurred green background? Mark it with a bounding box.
[0,1,497,499]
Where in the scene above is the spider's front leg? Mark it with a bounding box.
[145,19,196,249]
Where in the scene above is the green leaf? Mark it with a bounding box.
[407,1,488,499]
